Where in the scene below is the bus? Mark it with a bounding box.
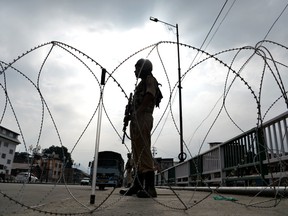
[90,151,124,190]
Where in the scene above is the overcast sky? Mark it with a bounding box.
[1,0,288,171]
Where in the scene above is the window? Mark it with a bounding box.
[1,153,6,159]
[9,149,13,154]
[7,159,11,164]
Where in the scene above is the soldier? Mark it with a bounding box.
[120,58,160,198]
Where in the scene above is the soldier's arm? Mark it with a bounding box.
[136,93,154,114]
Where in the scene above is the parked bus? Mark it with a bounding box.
[90,151,124,190]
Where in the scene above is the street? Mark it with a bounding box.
[0,183,288,216]
[0,183,95,215]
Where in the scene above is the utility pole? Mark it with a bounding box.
[150,16,187,162]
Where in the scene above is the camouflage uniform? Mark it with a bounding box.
[125,156,134,186]
[119,59,158,198]
[130,75,158,173]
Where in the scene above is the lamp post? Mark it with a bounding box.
[150,16,186,162]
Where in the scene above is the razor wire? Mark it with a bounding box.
[0,39,288,215]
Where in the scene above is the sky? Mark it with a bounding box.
[1,0,288,173]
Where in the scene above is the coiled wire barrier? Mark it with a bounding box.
[0,40,288,215]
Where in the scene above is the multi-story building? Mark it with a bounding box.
[39,153,63,182]
[0,126,20,175]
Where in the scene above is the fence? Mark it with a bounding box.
[156,111,288,187]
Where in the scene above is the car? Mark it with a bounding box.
[80,177,90,185]
[15,172,38,183]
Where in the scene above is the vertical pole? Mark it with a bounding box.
[90,92,103,204]
[176,24,185,162]
[149,17,186,162]
[257,127,267,185]
[90,68,106,204]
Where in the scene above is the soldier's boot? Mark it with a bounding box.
[137,171,157,198]
[119,173,143,196]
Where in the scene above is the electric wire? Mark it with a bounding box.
[188,0,229,69]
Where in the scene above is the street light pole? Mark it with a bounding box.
[150,17,186,162]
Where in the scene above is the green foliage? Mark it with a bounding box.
[42,145,73,168]
[13,152,30,163]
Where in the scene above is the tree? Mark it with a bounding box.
[42,145,73,168]
[13,152,30,163]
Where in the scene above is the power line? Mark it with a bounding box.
[202,0,237,52]
[188,0,229,69]
[262,2,288,41]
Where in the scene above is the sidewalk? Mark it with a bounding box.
[3,187,288,216]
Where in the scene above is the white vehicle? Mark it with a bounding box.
[15,172,38,183]
[80,177,90,185]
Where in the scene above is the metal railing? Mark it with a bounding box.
[156,111,288,187]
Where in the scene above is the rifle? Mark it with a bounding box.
[122,93,133,144]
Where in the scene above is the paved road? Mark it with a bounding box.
[0,183,287,215]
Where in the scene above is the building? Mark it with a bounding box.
[154,157,174,172]
[11,151,65,182]
[0,126,20,175]
[39,153,63,182]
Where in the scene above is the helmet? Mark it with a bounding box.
[135,59,153,72]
